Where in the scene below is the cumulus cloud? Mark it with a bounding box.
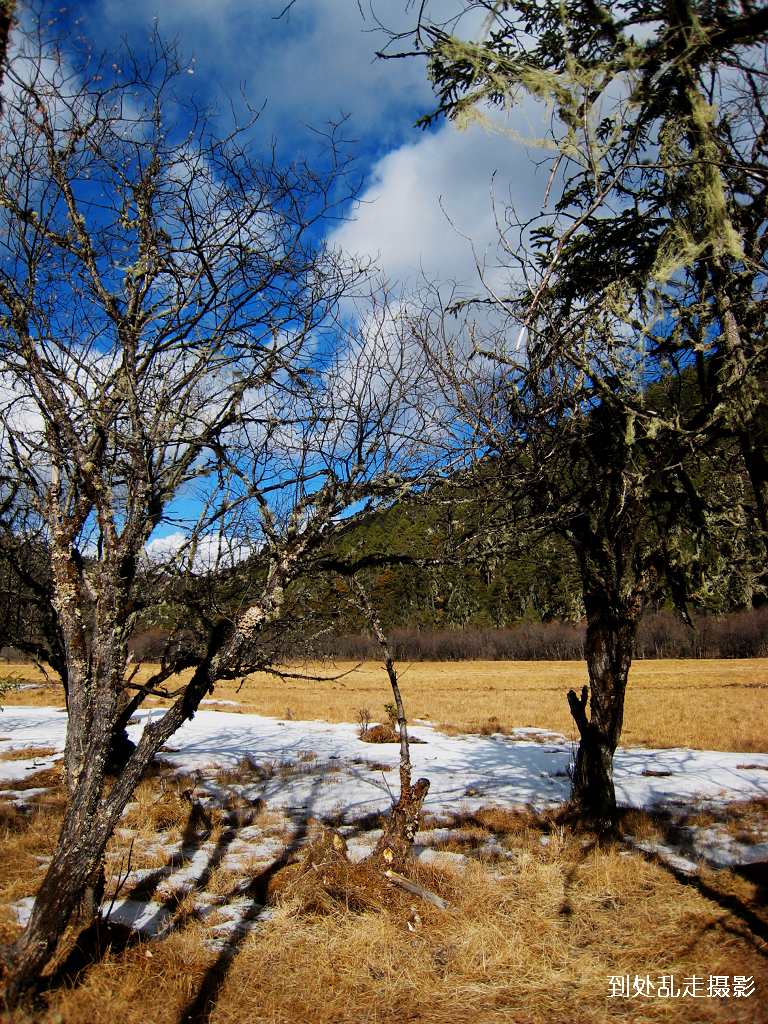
[327,107,553,296]
[72,1,556,302]
[86,0,440,153]
[144,530,252,572]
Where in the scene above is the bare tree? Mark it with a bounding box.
[0,1,14,112]
[0,18,436,1005]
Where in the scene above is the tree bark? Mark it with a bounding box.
[106,689,137,774]
[2,653,215,1007]
[3,579,293,1006]
[370,777,430,871]
[4,755,113,1004]
[567,585,640,830]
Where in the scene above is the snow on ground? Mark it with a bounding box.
[3,705,768,821]
[0,707,66,784]
[681,826,768,867]
[130,708,768,819]
[3,704,767,948]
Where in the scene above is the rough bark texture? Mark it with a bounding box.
[2,557,308,1006]
[4,779,114,1004]
[369,777,430,872]
[567,582,640,830]
[3,654,211,1005]
[105,689,138,774]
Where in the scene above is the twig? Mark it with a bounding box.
[251,662,364,684]
[105,837,135,922]
[383,869,449,910]
[381,770,395,805]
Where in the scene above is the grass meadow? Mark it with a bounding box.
[3,657,767,752]
[1,659,766,1023]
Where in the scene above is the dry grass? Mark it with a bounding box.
[2,783,766,1024]
[119,778,208,841]
[0,763,65,793]
[0,746,57,761]
[216,855,767,1024]
[0,788,68,944]
[2,654,766,1021]
[360,723,401,744]
[0,726,766,1024]
[5,657,767,751]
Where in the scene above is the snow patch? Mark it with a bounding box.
[4,705,768,823]
[106,899,174,935]
[5,704,768,945]
[625,838,700,876]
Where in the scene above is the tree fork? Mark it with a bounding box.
[2,655,217,1008]
[566,685,618,832]
[565,570,640,832]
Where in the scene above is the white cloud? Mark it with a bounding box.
[144,530,252,572]
[55,3,556,303]
[90,0,442,151]
[327,108,552,296]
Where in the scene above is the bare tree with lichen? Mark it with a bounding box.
[392,0,767,827]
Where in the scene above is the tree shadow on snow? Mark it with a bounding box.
[176,771,329,1024]
[44,789,234,992]
[42,761,330,1007]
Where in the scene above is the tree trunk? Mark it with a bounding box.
[3,571,292,1008]
[60,667,135,776]
[6,733,160,1002]
[351,578,430,872]
[3,654,211,1008]
[106,689,137,774]
[368,644,429,872]
[3,795,111,1005]
[567,587,640,830]
[369,777,430,872]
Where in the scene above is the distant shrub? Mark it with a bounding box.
[320,607,768,661]
[635,608,768,659]
[125,609,768,665]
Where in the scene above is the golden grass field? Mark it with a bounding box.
[3,657,767,751]
[1,658,767,1022]
[0,773,766,1024]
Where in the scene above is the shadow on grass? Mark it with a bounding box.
[176,776,328,1024]
[44,789,234,993]
[616,806,768,954]
[43,762,330,1007]
[667,857,766,952]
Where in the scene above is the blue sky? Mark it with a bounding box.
[6,1,553,552]
[53,0,550,294]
